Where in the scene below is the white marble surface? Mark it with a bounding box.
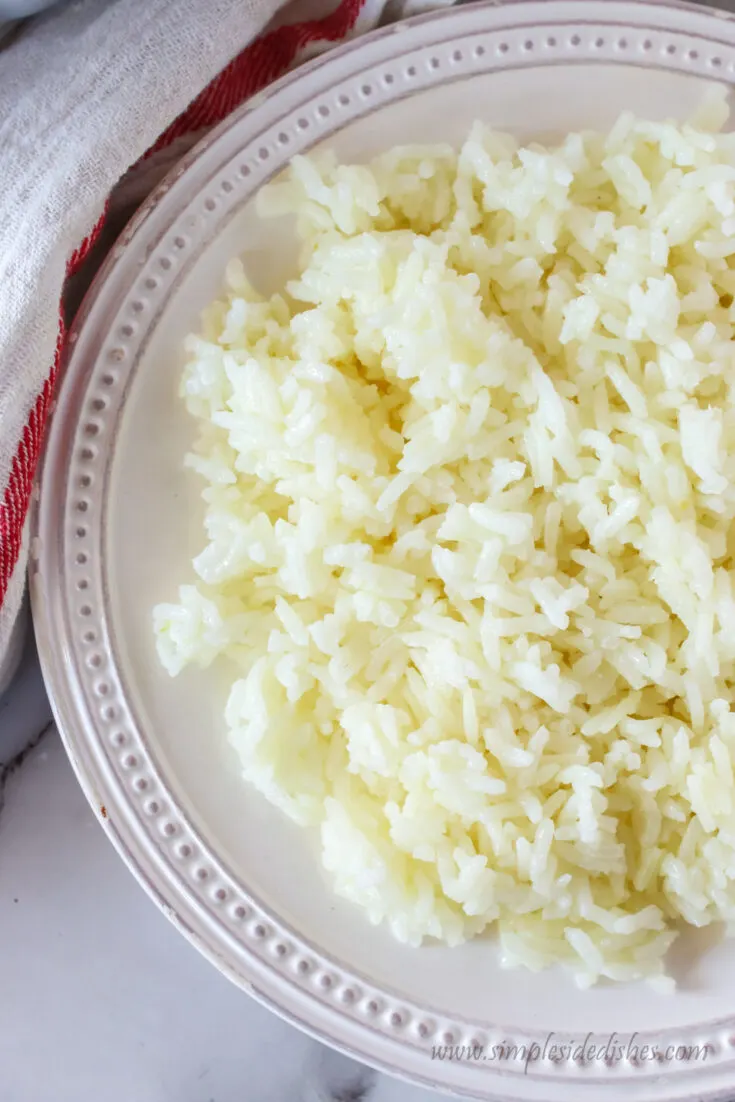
[0,620,443,1102]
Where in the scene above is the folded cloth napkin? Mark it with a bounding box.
[0,0,410,677]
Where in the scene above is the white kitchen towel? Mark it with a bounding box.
[0,0,402,677]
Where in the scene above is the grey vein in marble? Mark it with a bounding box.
[0,615,52,764]
[0,720,53,824]
[302,1048,378,1102]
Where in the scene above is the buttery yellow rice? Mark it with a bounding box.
[155,94,735,987]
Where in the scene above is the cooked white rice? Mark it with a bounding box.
[154,94,735,988]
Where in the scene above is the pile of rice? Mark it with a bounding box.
[154,96,735,987]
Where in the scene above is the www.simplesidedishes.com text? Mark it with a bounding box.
[431,1032,713,1072]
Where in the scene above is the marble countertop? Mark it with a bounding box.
[0,615,443,1102]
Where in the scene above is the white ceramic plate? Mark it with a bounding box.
[32,3,735,1099]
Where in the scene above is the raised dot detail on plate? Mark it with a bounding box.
[253,923,267,939]
[84,423,99,437]
[546,36,557,48]
[87,652,100,668]
[102,706,116,721]
[159,256,172,269]
[296,958,310,974]
[75,527,86,539]
[91,398,106,412]
[338,93,350,106]
[522,40,533,51]
[76,553,87,565]
[570,34,581,46]
[162,821,176,836]
[213,888,227,902]
[174,235,187,247]
[711,55,723,67]
[204,198,216,211]
[221,180,233,193]
[688,49,699,60]
[360,84,372,97]
[297,117,309,130]
[81,447,95,461]
[76,500,88,513]
[452,49,462,62]
[498,42,509,54]
[131,300,144,313]
[406,65,417,77]
[428,56,439,69]
[617,37,628,50]
[442,1031,455,1045]
[195,867,208,881]
[473,44,485,58]
[101,373,115,386]
[79,605,92,617]
[417,1021,431,1038]
[365,999,379,1016]
[318,104,330,117]
[144,277,157,290]
[232,904,248,920]
[277,132,289,145]
[258,147,270,159]
[273,943,287,958]
[146,800,160,816]
[340,987,356,1003]
[318,973,333,989]
[122,754,137,769]
[84,630,97,644]
[120,324,134,338]
[111,731,126,747]
[390,1012,403,1028]
[382,72,394,84]
[666,43,676,54]
[133,777,147,791]
[77,580,89,592]
[108,348,124,362]
[177,843,192,859]
[642,38,653,51]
